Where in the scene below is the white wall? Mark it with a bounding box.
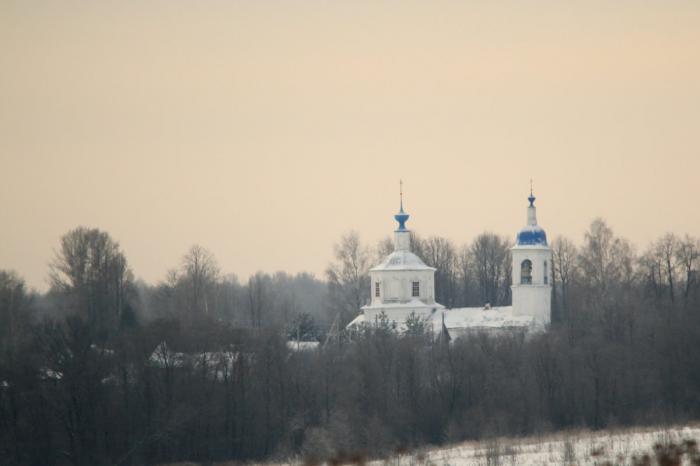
[511,245,552,327]
[511,285,552,328]
[370,269,435,306]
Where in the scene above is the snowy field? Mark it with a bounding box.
[165,424,700,465]
[356,424,700,466]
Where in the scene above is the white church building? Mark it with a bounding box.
[347,190,552,340]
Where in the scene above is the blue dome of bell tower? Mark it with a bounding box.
[516,227,548,246]
[515,189,548,246]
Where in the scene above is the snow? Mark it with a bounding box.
[39,368,63,380]
[148,342,240,381]
[149,342,187,368]
[256,424,700,465]
[375,424,700,466]
[371,250,436,271]
[440,306,533,330]
[349,307,533,337]
[518,224,546,234]
[346,313,366,327]
[286,341,320,351]
[90,344,115,356]
[363,301,440,311]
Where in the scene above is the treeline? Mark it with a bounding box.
[1,221,700,465]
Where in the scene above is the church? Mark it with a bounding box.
[347,189,552,340]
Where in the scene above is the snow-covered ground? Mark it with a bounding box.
[362,424,700,466]
[165,424,700,465]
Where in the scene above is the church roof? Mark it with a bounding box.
[370,250,435,271]
[361,298,444,311]
[347,306,534,333]
[439,306,534,330]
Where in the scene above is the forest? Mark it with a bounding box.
[1,219,700,466]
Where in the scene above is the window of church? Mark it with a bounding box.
[544,261,548,285]
[375,282,380,297]
[521,260,532,284]
[412,281,420,297]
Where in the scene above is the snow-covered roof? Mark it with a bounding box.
[286,341,320,351]
[148,342,239,370]
[347,313,366,327]
[362,298,443,311]
[439,306,534,330]
[371,250,435,271]
[348,305,531,336]
[149,342,186,367]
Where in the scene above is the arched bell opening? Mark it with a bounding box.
[521,259,533,284]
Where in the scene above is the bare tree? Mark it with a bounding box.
[0,270,32,349]
[469,233,511,306]
[640,233,682,306]
[640,246,664,302]
[422,236,458,307]
[657,234,680,305]
[551,236,578,323]
[248,272,270,329]
[181,245,220,316]
[578,219,637,341]
[676,235,700,307]
[375,236,394,263]
[457,244,473,307]
[410,232,426,260]
[578,219,635,298]
[326,231,371,326]
[49,227,132,336]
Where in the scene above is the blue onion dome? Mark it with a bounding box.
[394,206,410,231]
[516,226,548,246]
[394,203,409,231]
[516,192,548,246]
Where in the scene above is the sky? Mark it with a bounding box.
[1,1,699,291]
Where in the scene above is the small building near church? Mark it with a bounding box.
[347,188,552,340]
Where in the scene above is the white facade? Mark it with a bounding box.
[347,190,552,338]
[369,236,437,308]
[511,248,552,329]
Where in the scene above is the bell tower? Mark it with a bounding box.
[511,186,552,329]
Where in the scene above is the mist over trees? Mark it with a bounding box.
[1,220,700,465]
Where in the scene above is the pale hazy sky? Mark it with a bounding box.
[2,1,699,291]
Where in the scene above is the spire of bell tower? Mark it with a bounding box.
[527,180,537,226]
